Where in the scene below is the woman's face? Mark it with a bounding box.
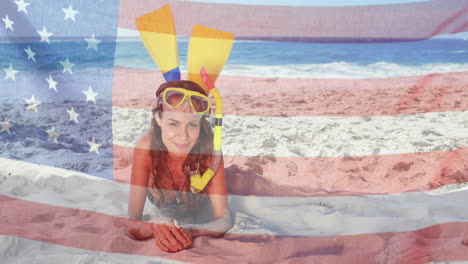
[155,108,202,157]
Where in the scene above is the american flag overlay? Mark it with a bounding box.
[0,0,118,178]
[1,0,468,263]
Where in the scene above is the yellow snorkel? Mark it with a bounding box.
[136,5,234,193]
[188,67,224,193]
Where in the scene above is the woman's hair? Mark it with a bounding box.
[150,80,213,204]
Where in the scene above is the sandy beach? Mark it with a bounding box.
[1,66,467,263]
[2,0,468,262]
[111,67,468,196]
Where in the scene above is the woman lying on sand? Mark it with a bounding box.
[126,80,232,252]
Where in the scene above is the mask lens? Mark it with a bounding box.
[165,90,185,107]
[190,95,209,113]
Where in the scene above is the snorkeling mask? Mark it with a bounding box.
[157,87,211,115]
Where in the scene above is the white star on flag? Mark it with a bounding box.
[24,46,36,62]
[67,107,79,123]
[0,118,13,134]
[3,64,19,81]
[2,14,14,31]
[37,26,53,44]
[59,57,75,75]
[85,33,101,51]
[24,95,41,112]
[46,127,60,143]
[62,5,79,22]
[46,75,58,92]
[83,86,99,104]
[14,0,30,14]
[87,137,101,154]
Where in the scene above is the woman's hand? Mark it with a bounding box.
[153,219,192,252]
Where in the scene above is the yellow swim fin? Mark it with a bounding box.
[136,5,180,81]
[187,25,235,93]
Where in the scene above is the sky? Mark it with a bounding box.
[180,0,431,6]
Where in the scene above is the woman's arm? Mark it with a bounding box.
[126,134,154,240]
[181,157,233,238]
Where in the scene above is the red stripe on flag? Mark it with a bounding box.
[112,67,468,117]
[113,145,468,196]
[2,195,468,264]
[117,0,468,41]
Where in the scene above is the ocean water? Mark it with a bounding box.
[113,38,468,78]
[1,38,468,80]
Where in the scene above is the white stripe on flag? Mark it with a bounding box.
[112,107,468,157]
